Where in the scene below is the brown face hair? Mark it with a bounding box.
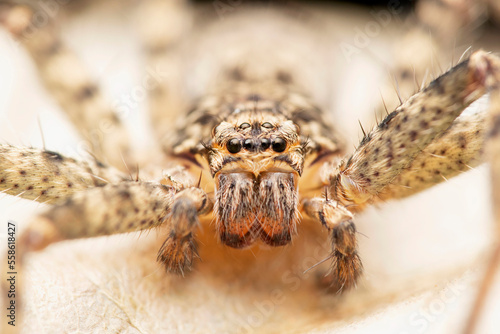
[207,109,305,248]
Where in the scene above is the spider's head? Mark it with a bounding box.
[207,110,305,248]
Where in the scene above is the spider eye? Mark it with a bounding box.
[243,139,254,151]
[262,122,274,129]
[227,138,242,153]
[260,138,270,150]
[239,122,251,129]
[272,137,287,152]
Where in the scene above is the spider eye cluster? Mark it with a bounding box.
[226,137,286,153]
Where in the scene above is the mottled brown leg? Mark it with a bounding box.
[379,110,485,200]
[323,51,495,211]
[302,197,362,292]
[0,4,133,169]
[31,182,177,246]
[0,144,127,204]
[136,0,192,145]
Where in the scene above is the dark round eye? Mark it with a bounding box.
[227,138,242,153]
[260,138,270,150]
[239,122,251,129]
[272,137,287,152]
[243,139,254,151]
[262,122,274,129]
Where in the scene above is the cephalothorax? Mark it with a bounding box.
[0,2,499,334]
[176,79,343,249]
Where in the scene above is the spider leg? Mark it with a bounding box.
[157,187,212,276]
[136,0,192,147]
[379,111,485,200]
[0,144,128,204]
[463,50,500,334]
[0,4,133,170]
[22,181,177,251]
[323,51,495,210]
[302,197,362,293]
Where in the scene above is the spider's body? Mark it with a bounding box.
[170,76,344,248]
[163,11,346,248]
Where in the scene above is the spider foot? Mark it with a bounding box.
[324,250,363,293]
[157,232,199,276]
[157,194,203,275]
[326,220,363,293]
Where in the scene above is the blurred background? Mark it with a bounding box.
[0,0,500,333]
